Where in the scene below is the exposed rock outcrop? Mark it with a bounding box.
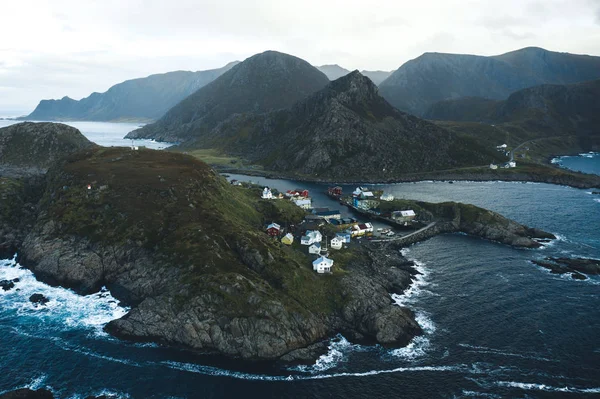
[532,257,600,279]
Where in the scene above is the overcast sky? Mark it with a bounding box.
[1,0,599,115]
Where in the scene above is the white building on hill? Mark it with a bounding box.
[262,187,273,199]
[312,256,334,274]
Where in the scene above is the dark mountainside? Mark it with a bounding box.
[426,79,600,137]
[126,51,331,143]
[317,64,392,85]
[0,122,95,258]
[23,62,239,123]
[378,47,600,116]
[0,122,95,178]
[195,71,503,180]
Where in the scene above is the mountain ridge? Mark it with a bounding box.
[378,47,600,116]
[191,71,502,179]
[22,62,240,123]
[126,50,331,143]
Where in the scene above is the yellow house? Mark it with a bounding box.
[281,233,294,245]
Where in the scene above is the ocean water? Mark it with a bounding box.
[552,152,600,176]
[1,177,599,398]
[0,120,172,150]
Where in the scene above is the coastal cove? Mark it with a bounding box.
[552,152,600,176]
[1,172,599,398]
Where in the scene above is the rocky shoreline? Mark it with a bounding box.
[0,122,563,364]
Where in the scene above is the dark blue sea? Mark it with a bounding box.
[1,128,600,398]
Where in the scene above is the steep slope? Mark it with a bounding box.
[379,47,600,116]
[426,79,600,136]
[199,71,502,180]
[127,51,330,143]
[24,62,239,122]
[0,122,95,177]
[317,64,351,80]
[0,122,95,257]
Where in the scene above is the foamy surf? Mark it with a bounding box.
[162,359,467,381]
[494,381,600,393]
[458,343,556,362]
[0,256,129,334]
[289,335,369,373]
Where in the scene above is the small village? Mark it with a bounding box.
[231,180,420,275]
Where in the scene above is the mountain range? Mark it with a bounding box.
[22,62,239,122]
[126,51,331,142]
[379,47,600,116]
[185,70,501,180]
[317,65,392,85]
[426,79,600,137]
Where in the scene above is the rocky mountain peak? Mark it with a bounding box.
[327,70,379,101]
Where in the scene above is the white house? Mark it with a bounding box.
[380,193,394,201]
[508,161,516,168]
[312,256,334,274]
[350,223,374,237]
[308,242,321,254]
[294,199,312,209]
[496,144,507,149]
[330,236,343,250]
[261,187,273,199]
[490,163,498,170]
[301,230,323,245]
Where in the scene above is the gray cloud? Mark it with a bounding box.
[0,0,599,114]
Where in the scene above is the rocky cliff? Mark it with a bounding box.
[127,51,330,143]
[23,62,239,123]
[10,147,419,360]
[379,47,600,116]
[198,71,502,180]
[0,122,94,263]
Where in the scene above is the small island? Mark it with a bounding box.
[0,122,572,363]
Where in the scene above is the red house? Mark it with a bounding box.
[286,189,309,198]
[328,186,342,197]
[266,223,281,237]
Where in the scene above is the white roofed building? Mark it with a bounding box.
[312,256,334,274]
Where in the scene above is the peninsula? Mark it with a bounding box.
[0,122,568,362]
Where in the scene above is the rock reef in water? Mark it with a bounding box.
[532,257,600,280]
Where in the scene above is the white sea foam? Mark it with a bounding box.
[460,390,502,398]
[494,381,600,393]
[289,335,368,373]
[0,256,129,334]
[458,343,556,362]
[162,360,466,381]
[391,259,429,307]
[594,198,600,203]
[67,389,131,399]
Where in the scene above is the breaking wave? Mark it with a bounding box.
[494,381,600,393]
[0,256,129,334]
